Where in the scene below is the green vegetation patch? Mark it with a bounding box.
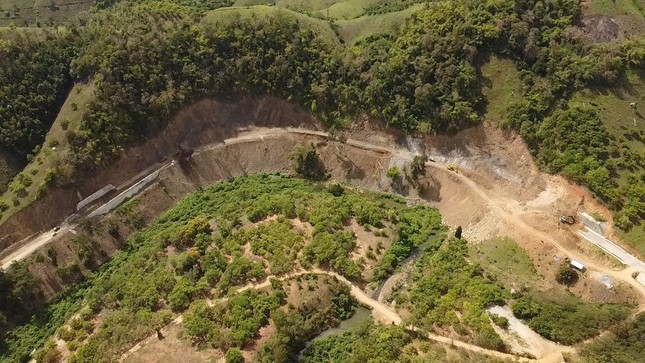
[257,274,357,361]
[480,55,523,123]
[512,291,630,345]
[0,174,443,362]
[400,237,509,352]
[0,29,77,159]
[468,236,539,290]
[201,5,340,44]
[578,312,645,363]
[567,70,645,253]
[244,217,304,275]
[335,3,421,44]
[183,290,280,348]
[312,0,378,20]
[0,151,20,194]
[302,320,509,362]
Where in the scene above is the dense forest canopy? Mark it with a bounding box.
[0,32,77,160]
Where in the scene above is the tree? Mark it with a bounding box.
[169,278,196,312]
[555,263,579,286]
[225,348,245,363]
[410,155,428,180]
[386,166,401,180]
[290,144,326,180]
[34,340,61,363]
[454,226,462,239]
[328,183,344,197]
[387,166,402,188]
[184,300,216,344]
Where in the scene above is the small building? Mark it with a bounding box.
[570,259,585,271]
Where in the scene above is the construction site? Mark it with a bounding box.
[0,96,643,362]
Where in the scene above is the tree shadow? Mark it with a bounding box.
[418,174,441,202]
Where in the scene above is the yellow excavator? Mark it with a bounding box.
[447,164,458,173]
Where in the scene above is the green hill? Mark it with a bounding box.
[201,5,340,44]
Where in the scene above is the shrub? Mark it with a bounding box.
[490,314,509,329]
[225,348,245,363]
[328,183,344,197]
[411,156,428,180]
[34,340,61,363]
[290,144,325,180]
[555,263,579,286]
[386,166,401,180]
[169,279,196,312]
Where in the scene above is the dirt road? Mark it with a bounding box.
[6,126,645,362]
[0,222,73,270]
[121,268,532,363]
[7,127,644,289]
[421,158,645,298]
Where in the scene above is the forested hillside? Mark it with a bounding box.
[0,174,451,362]
[0,0,642,245]
[0,1,644,359]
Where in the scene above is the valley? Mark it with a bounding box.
[0,0,644,362]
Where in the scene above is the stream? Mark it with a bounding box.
[371,233,441,300]
[314,306,372,341]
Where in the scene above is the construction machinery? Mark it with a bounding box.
[560,215,575,225]
[447,164,458,173]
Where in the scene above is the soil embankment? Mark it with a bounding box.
[3,96,642,307]
[0,97,322,250]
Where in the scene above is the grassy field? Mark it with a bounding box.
[201,5,341,44]
[584,0,645,37]
[586,0,644,17]
[479,54,522,124]
[0,0,92,26]
[468,236,540,290]
[227,0,421,44]
[312,0,378,20]
[335,3,420,44]
[570,70,644,165]
[0,81,95,224]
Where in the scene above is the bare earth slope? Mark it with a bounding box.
[2,97,643,305]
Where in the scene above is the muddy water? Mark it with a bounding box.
[315,306,372,340]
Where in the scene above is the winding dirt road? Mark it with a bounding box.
[5,127,645,362]
[121,269,532,363]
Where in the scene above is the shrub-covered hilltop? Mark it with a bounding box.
[0,173,552,362]
[0,0,643,246]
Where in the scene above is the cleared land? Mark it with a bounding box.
[469,236,541,291]
[479,55,523,124]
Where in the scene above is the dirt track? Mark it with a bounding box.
[5,127,645,297]
[121,268,535,363]
[7,125,645,362]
